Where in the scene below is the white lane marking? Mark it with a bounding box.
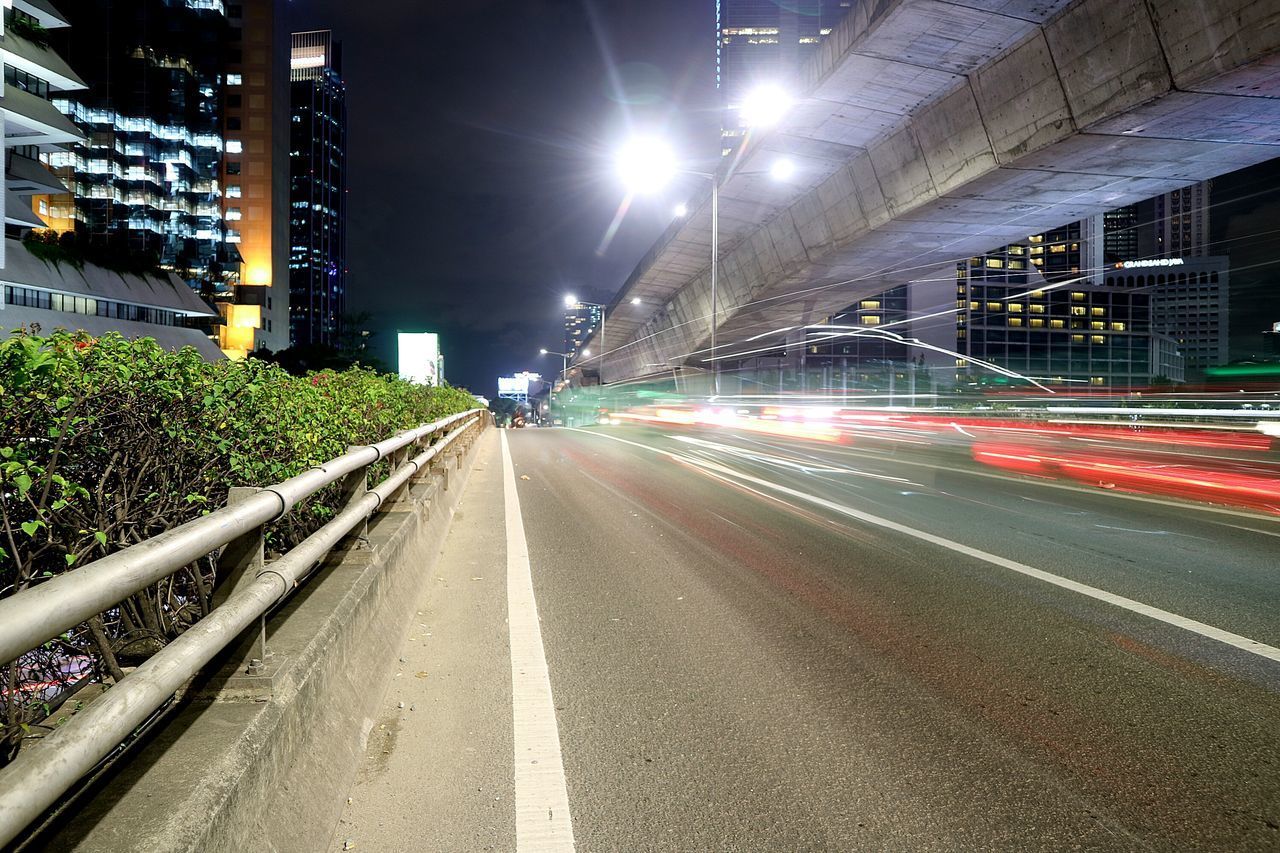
[571,429,1280,666]
[501,431,575,851]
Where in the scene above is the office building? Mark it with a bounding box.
[1102,257,1229,371]
[219,0,291,357]
[1263,322,1280,357]
[288,30,347,348]
[564,300,601,358]
[718,0,851,153]
[38,1,234,284]
[0,236,220,357]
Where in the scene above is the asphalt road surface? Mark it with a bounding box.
[337,424,1280,851]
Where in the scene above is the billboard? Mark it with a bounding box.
[498,375,530,397]
[398,332,441,386]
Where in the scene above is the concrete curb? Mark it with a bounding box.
[33,421,491,853]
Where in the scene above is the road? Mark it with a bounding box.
[335,424,1280,851]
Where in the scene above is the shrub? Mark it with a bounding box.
[0,330,478,763]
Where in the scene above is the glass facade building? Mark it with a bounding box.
[565,301,602,358]
[39,0,234,283]
[288,30,346,348]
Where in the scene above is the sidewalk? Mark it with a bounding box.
[330,429,515,852]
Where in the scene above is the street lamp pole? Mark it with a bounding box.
[710,177,719,397]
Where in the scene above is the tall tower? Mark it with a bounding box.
[220,0,291,356]
[717,0,851,154]
[289,30,347,349]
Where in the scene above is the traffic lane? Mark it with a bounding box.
[508,428,1280,851]
[617,424,1280,655]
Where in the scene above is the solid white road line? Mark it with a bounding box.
[571,428,1280,666]
[501,431,575,851]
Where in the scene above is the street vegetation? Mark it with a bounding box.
[0,330,478,764]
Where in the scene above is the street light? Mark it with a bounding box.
[615,142,797,396]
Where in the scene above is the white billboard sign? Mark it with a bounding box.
[398,332,440,386]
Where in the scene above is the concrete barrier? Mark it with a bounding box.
[26,418,490,852]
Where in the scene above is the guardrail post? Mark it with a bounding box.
[215,486,270,671]
[341,447,370,547]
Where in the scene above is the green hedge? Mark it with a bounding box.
[0,330,479,763]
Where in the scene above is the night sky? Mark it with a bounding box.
[288,0,719,394]
[288,1,1279,394]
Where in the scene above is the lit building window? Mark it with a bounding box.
[226,140,243,154]
[1008,317,1023,327]
[1091,335,1106,344]
[1111,322,1126,331]
[1071,306,1087,316]
[1050,319,1065,329]
[1071,334,1085,343]
[1091,321,1106,330]
[227,73,243,85]
[860,300,880,309]
[1029,304,1045,314]
[986,301,1002,311]
[1029,318,1045,328]
[861,315,880,325]
[1091,307,1105,316]
[1071,292,1085,301]
[1008,303,1023,312]
[226,185,242,198]
[985,258,1004,269]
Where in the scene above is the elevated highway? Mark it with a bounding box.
[583,0,1280,383]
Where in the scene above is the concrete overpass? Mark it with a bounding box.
[583,0,1280,384]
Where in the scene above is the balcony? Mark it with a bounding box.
[0,28,85,92]
[0,84,84,145]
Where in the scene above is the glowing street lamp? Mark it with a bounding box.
[673,202,689,218]
[614,140,796,396]
[738,83,793,129]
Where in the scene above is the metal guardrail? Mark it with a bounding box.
[0,408,486,847]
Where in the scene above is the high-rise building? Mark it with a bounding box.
[1,0,85,267]
[39,1,234,283]
[564,300,601,358]
[717,0,851,153]
[1263,322,1280,357]
[288,30,346,349]
[219,0,291,357]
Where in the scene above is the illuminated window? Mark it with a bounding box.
[1071,292,1085,301]
[1090,377,1105,386]
[1049,244,1066,253]
[1091,321,1106,330]
[861,315,880,325]
[1029,246,1044,256]
[1050,319,1065,329]
[226,185,242,198]
[1091,335,1106,344]
[1009,260,1025,270]
[985,258,1004,269]
[1008,246,1024,256]
[969,301,980,310]
[1091,307,1105,316]
[1008,303,1023,312]
[227,73,243,86]
[1008,317,1023,327]
[956,300,966,309]
[226,140,243,154]
[1111,322,1126,331]
[1071,306,1087,316]
[1028,235,1043,244]
[1030,318,1045,328]
[1029,304,1045,314]
[957,329,966,339]
[225,207,242,221]
[860,300,880,309]
[1030,290,1045,297]
[1071,334,1085,343]
[956,359,968,367]
[986,301,1002,311]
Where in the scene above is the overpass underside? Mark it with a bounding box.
[596,0,1280,384]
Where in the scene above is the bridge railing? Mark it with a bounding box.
[0,408,486,846]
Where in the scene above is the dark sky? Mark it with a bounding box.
[288,0,718,394]
[288,1,1279,391]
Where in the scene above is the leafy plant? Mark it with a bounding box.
[0,330,478,763]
